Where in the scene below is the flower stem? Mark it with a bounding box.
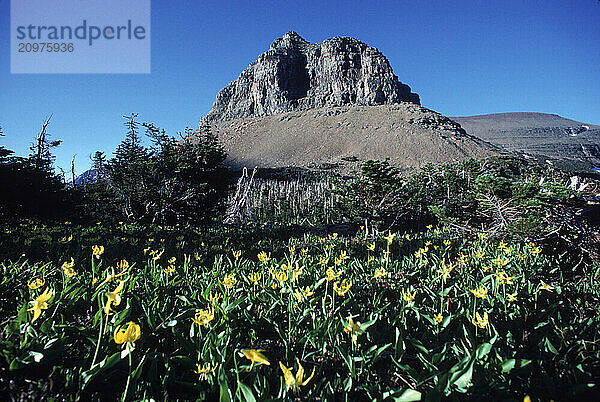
[90,297,104,368]
[121,346,133,401]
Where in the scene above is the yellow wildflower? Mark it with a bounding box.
[384,232,396,245]
[443,239,451,246]
[415,247,428,259]
[117,259,129,270]
[59,234,73,243]
[434,313,443,324]
[222,273,236,289]
[279,358,315,392]
[333,279,352,296]
[248,272,261,284]
[27,277,45,290]
[366,242,375,252]
[539,281,554,292]
[240,349,270,370]
[470,285,488,299]
[92,245,104,258]
[195,362,218,380]
[113,321,141,347]
[104,279,127,315]
[373,267,388,279]
[293,286,313,302]
[207,292,221,304]
[344,317,364,344]
[437,260,454,283]
[232,250,242,260]
[326,268,342,282]
[61,258,76,277]
[291,266,303,282]
[496,270,515,285]
[192,305,215,326]
[28,288,54,322]
[271,270,286,282]
[257,251,271,263]
[401,289,416,302]
[471,312,489,328]
[530,246,542,255]
[506,293,518,302]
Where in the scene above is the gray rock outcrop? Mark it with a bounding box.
[203,31,420,122]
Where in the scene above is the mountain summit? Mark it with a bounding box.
[196,32,496,169]
[203,31,420,123]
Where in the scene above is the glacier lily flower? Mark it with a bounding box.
[28,287,54,322]
[469,285,488,299]
[344,317,364,344]
[239,349,270,370]
[279,358,315,392]
[113,321,141,348]
[27,276,45,290]
[472,312,489,328]
[104,279,127,315]
[333,279,352,296]
[192,305,214,326]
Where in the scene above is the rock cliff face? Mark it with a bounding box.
[203,31,420,122]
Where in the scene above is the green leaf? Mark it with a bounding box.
[81,348,130,388]
[449,359,474,394]
[475,343,492,360]
[219,366,232,402]
[392,389,422,402]
[501,358,531,373]
[238,380,256,402]
[544,337,559,354]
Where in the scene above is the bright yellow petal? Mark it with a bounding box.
[29,306,41,322]
[295,358,304,384]
[38,288,54,303]
[113,326,126,344]
[279,362,295,388]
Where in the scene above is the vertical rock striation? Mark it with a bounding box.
[203,31,420,123]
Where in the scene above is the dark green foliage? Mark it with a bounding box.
[334,156,592,243]
[103,115,230,225]
[0,120,74,222]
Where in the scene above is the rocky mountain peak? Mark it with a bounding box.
[269,31,309,50]
[202,32,420,123]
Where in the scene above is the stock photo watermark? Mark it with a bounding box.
[11,0,150,73]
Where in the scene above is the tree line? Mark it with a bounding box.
[0,114,231,225]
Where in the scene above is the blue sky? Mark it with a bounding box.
[1,0,599,174]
